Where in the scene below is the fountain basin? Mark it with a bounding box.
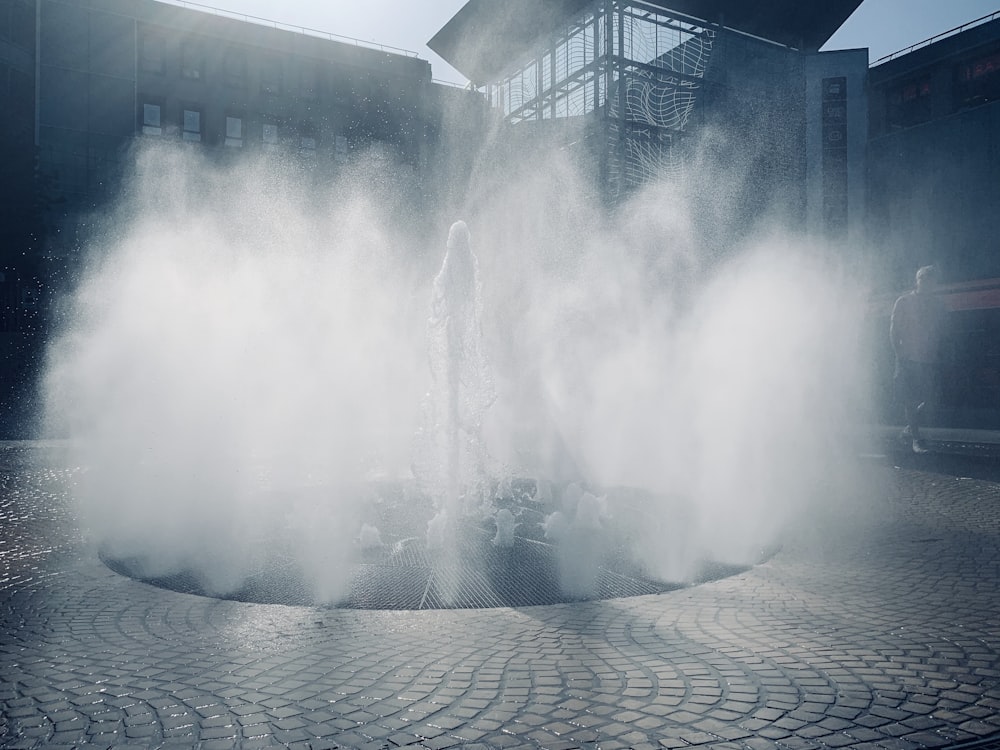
[100,480,767,610]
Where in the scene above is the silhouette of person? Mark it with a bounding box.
[889,265,946,453]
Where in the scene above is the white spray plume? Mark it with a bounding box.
[43,143,430,603]
[492,508,518,547]
[42,132,875,602]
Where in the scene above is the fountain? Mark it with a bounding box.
[413,220,496,550]
[43,142,872,611]
[91,212,742,609]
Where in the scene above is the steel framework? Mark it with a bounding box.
[486,0,717,198]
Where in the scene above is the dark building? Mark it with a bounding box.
[0,0,486,437]
[5,1,1000,434]
[428,1,1000,288]
[867,13,1000,290]
[1,0,46,437]
[429,0,868,249]
[430,1,1000,430]
[31,0,465,240]
[864,13,1000,429]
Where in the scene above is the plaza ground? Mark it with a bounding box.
[1,438,998,750]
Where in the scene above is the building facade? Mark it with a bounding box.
[32,0,453,239]
[867,14,1000,290]
[429,1,1000,429]
[865,14,1000,428]
[5,1,1000,434]
[0,0,485,436]
[429,0,868,251]
[1,0,46,437]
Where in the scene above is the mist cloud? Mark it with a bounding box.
[43,134,874,602]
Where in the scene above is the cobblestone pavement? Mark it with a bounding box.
[1,442,999,750]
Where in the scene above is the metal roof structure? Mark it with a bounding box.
[428,0,865,85]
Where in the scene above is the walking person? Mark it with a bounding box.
[889,265,947,453]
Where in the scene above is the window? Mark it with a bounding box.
[822,77,844,99]
[182,108,202,142]
[140,33,165,74]
[262,122,279,147]
[181,40,205,80]
[334,135,349,164]
[260,56,282,95]
[142,102,162,135]
[298,122,317,155]
[299,134,316,156]
[886,76,932,130]
[821,76,848,236]
[955,48,1000,110]
[8,2,34,51]
[223,47,246,85]
[300,63,321,100]
[225,116,243,147]
[964,49,1000,81]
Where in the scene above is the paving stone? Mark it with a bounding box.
[2,451,1000,750]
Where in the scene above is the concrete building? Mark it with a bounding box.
[428,1,1000,289]
[0,0,486,436]
[428,1,1000,429]
[867,13,1000,290]
[4,1,1000,434]
[28,0,467,242]
[864,12,1000,429]
[1,0,48,437]
[429,0,869,250]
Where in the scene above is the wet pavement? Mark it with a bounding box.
[1,439,999,750]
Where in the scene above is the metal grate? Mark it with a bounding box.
[102,527,748,610]
[101,481,761,610]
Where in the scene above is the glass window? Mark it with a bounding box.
[9,2,34,51]
[260,56,282,95]
[225,116,243,147]
[140,33,165,74]
[955,48,1000,110]
[886,76,932,130]
[181,40,205,80]
[142,102,161,135]
[262,122,279,146]
[300,64,320,100]
[224,47,246,84]
[183,109,201,141]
